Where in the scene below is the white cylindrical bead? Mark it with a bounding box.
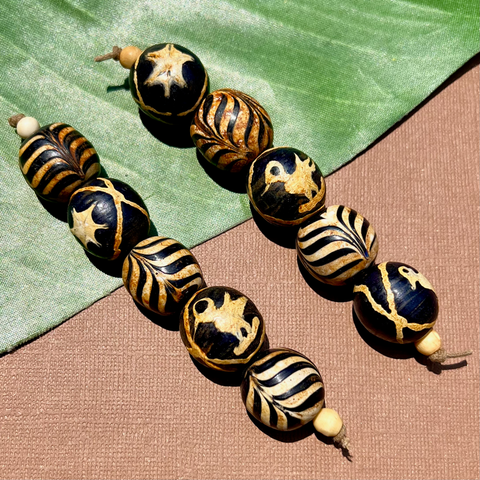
[414,329,442,356]
[312,408,343,437]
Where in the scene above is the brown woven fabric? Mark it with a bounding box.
[0,63,478,480]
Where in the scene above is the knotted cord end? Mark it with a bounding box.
[8,113,25,128]
[428,347,472,364]
[333,424,353,460]
[94,46,122,63]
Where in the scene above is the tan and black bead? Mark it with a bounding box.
[247,147,326,226]
[130,43,208,124]
[18,123,100,203]
[179,286,265,372]
[190,89,274,173]
[353,262,439,344]
[241,348,325,431]
[297,205,379,285]
[67,177,150,261]
[122,236,206,316]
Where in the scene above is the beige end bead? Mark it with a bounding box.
[313,408,343,437]
[415,329,442,356]
[16,116,40,139]
[119,46,142,69]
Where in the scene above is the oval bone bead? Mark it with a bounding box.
[179,286,265,372]
[16,116,40,139]
[241,348,325,431]
[297,205,379,285]
[130,43,208,124]
[190,88,274,173]
[414,329,442,356]
[122,236,206,316]
[353,262,439,344]
[119,46,142,69]
[67,177,150,261]
[18,123,100,203]
[312,408,343,437]
[247,147,326,226]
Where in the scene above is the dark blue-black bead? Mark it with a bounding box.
[129,43,208,124]
[179,286,265,372]
[247,147,326,226]
[67,177,150,261]
[353,262,439,344]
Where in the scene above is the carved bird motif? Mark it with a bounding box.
[262,153,324,213]
[193,292,260,355]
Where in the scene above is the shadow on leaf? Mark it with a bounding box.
[196,149,248,193]
[139,110,194,148]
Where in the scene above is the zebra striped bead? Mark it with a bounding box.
[18,123,100,203]
[353,262,439,344]
[122,236,206,316]
[190,89,274,173]
[247,147,326,226]
[297,205,379,285]
[179,286,266,372]
[130,43,208,124]
[67,178,150,261]
[241,348,325,431]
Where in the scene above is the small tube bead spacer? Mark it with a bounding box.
[119,46,142,69]
[16,116,40,139]
[414,329,442,356]
[313,407,343,437]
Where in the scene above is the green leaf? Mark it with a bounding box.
[0,0,478,353]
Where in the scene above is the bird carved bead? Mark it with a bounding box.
[18,122,100,203]
[122,236,206,316]
[67,177,150,261]
[190,88,274,173]
[129,43,209,124]
[353,262,439,344]
[247,147,326,226]
[241,348,325,431]
[179,286,266,372]
[297,205,379,285]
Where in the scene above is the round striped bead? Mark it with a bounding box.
[247,147,326,226]
[130,43,208,124]
[297,205,379,285]
[67,177,150,261]
[241,348,325,431]
[190,89,274,173]
[18,123,100,203]
[179,286,265,372]
[122,236,206,316]
[353,262,439,344]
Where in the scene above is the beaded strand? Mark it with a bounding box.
[9,40,471,459]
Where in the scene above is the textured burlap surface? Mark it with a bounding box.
[0,63,478,480]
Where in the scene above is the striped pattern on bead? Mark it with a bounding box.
[190,89,273,173]
[241,348,325,431]
[18,123,100,202]
[297,205,378,285]
[122,236,205,315]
